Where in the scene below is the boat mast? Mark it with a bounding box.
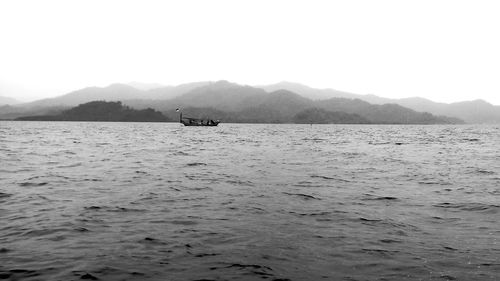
[176,108,182,123]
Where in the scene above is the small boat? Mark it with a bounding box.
[178,110,220,126]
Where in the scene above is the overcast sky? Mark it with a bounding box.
[1,0,499,104]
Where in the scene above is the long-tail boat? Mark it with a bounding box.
[177,109,220,126]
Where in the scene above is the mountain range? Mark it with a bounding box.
[20,81,211,107]
[260,82,500,124]
[2,80,499,123]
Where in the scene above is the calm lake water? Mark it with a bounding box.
[0,121,499,281]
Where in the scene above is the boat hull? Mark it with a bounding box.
[181,120,219,126]
[181,122,219,126]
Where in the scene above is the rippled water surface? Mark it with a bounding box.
[1,121,499,281]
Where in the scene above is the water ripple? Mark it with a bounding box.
[0,122,499,280]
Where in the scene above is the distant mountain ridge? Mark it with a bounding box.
[124,81,460,124]
[2,80,488,123]
[168,80,269,111]
[395,98,500,124]
[259,81,360,100]
[258,82,500,123]
[21,82,211,107]
[21,84,143,107]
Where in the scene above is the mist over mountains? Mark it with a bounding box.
[0,96,21,105]
[2,80,499,123]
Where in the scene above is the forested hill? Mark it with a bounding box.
[16,101,170,122]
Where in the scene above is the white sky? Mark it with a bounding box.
[1,0,499,104]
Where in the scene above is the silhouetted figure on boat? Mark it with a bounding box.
[177,108,220,126]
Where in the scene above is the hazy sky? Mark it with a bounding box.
[1,0,499,104]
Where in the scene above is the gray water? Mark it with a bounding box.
[0,121,499,281]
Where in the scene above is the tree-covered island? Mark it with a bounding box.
[16,101,170,122]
